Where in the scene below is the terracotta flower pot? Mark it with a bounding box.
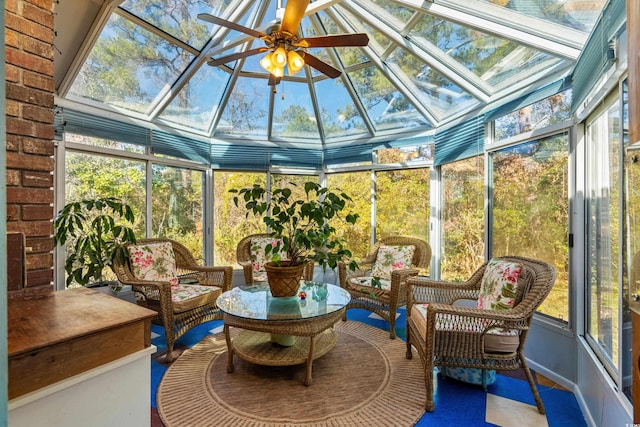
[264,261,305,297]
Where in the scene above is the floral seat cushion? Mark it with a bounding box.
[170,283,221,313]
[128,242,179,287]
[250,237,287,281]
[370,245,415,280]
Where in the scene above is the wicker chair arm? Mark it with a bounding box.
[407,276,480,308]
[184,265,233,292]
[389,268,420,287]
[423,302,531,333]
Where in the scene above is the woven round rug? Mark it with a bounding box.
[157,321,425,426]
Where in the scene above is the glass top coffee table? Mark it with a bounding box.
[216,281,350,386]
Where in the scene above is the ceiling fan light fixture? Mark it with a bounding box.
[260,54,274,73]
[271,47,288,67]
[287,50,304,75]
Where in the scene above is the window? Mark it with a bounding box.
[64,151,146,286]
[271,174,319,196]
[65,133,145,154]
[213,171,266,267]
[375,168,430,272]
[326,172,372,259]
[441,156,485,281]
[586,91,623,374]
[376,144,434,164]
[152,165,204,260]
[491,134,569,321]
[494,89,572,141]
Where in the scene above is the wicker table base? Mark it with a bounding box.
[218,283,351,387]
[229,329,337,385]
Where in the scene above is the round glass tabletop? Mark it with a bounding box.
[216,282,351,321]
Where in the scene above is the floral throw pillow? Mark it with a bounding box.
[128,242,179,288]
[476,258,523,311]
[370,245,415,280]
[250,237,286,277]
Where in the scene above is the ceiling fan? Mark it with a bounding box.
[198,0,369,85]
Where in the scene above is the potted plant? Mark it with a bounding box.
[54,196,137,290]
[231,181,359,296]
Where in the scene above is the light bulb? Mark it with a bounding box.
[259,54,273,72]
[273,65,285,78]
[287,50,304,75]
[272,47,287,67]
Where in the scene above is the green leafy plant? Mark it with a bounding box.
[231,181,359,271]
[54,197,137,287]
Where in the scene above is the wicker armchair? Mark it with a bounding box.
[112,238,233,362]
[405,256,556,414]
[236,233,314,284]
[338,236,431,339]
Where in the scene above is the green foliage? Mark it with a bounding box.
[54,197,137,287]
[231,181,359,271]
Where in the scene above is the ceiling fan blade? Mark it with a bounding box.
[198,13,266,39]
[295,33,369,48]
[207,48,269,66]
[268,74,282,87]
[300,52,341,78]
[281,0,309,34]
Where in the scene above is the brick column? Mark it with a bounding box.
[5,0,55,296]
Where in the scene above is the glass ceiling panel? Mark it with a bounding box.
[119,0,235,50]
[158,63,230,131]
[480,47,568,89]
[369,0,416,24]
[348,66,429,132]
[313,78,369,140]
[272,80,321,140]
[215,76,270,138]
[387,47,476,118]
[410,15,527,81]
[482,0,606,32]
[328,9,391,58]
[68,13,194,114]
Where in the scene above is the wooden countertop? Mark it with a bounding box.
[8,287,157,399]
[8,287,156,358]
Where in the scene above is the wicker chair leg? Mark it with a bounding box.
[163,315,176,363]
[388,309,397,339]
[521,356,545,415]
[165,342,176,362]
[425,363,435,412]
[405,325,413,359]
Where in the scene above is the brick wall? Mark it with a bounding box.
[5,0,55,296]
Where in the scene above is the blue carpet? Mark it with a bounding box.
[150,307,587,426]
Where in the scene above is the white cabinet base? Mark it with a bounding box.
[9,346,155,427]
